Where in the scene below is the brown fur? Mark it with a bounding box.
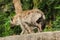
[11,0,46,34]
[11,9,45,34]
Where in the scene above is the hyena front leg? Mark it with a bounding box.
[20,25,29,35]
[38,24,42,32]
[35,23,42,32]
[22,23,32,34]
[19,22,27,35]
[20,25,25,35]
[20,28,28,35]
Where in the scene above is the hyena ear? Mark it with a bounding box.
[42,14,45,20]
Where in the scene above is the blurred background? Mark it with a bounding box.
[0,0,60,37]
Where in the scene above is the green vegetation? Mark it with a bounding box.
[0,0,60,37]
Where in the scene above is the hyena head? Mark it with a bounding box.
[33,9,46,30]
[36,12,46,30]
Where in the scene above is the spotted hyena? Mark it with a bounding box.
[11,9,46,34]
